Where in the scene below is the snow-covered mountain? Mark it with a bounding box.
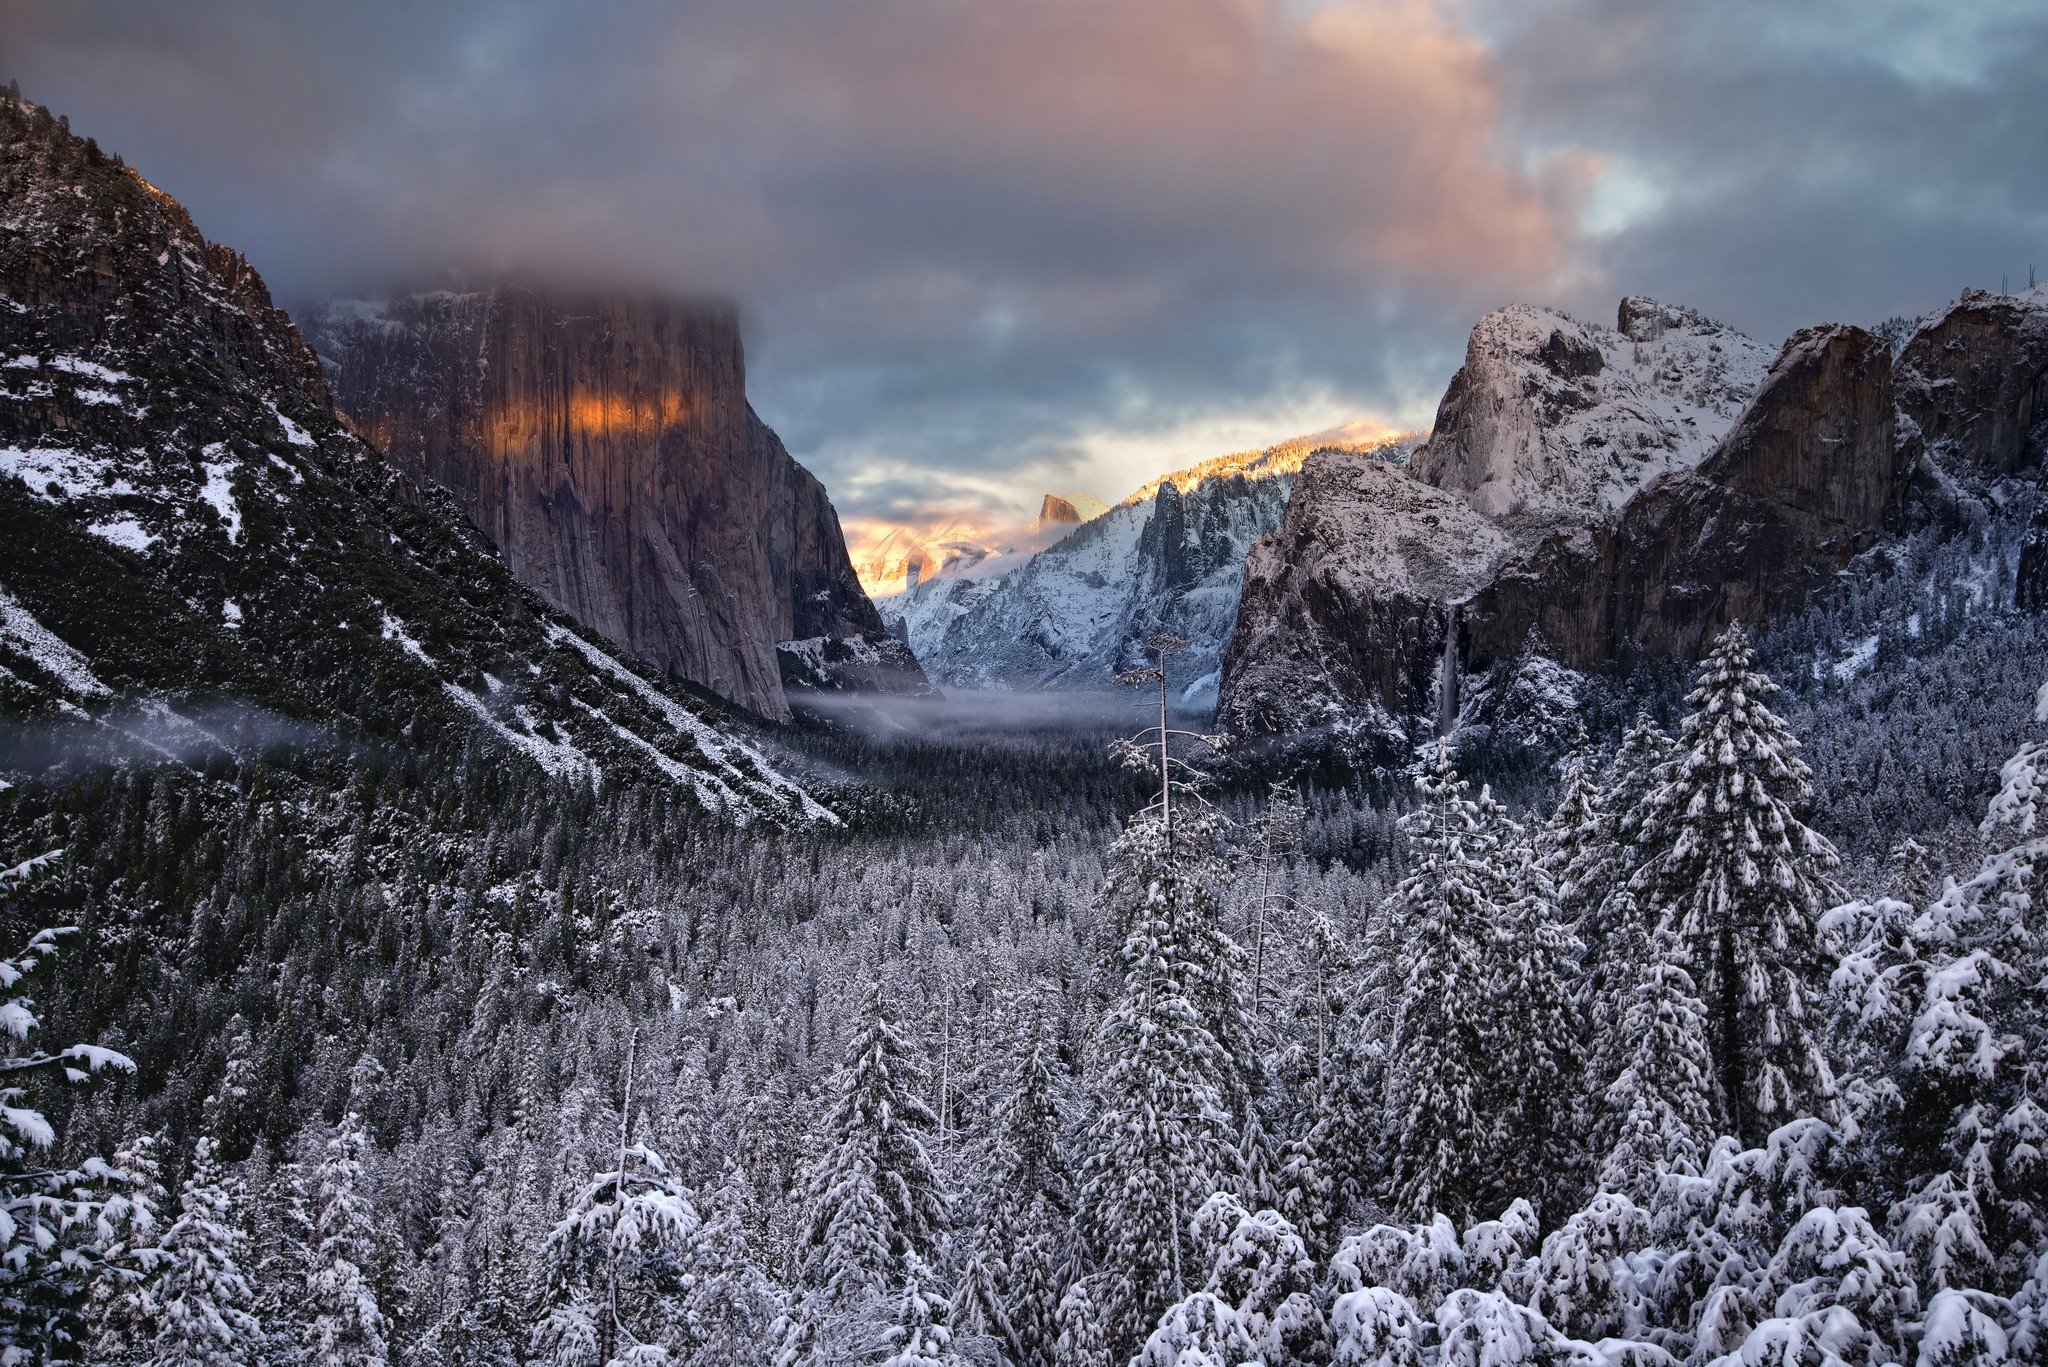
[883,431,1421,705]
[1410,297,1772,541]
[852,520,1020,595]
[1219,292,2048,767]
[0,92,832,823]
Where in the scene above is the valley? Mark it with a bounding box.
[3,68,2048,1367]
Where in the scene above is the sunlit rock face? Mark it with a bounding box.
[309,288,924,719]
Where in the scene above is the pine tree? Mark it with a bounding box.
[1383,751,1502,1224]
[1248,781,1309,1022]
[305,1113,390,1367]
[797,980,947,1306]
[535,1135,704,1367]
[1885,682,2048,1292]
[1597,933,1718,1203]
[145,1137,263,1365]
[984,1031,1069,1367]
[1628,625,1842,1145]
[0,913,142,1364]
[1474,785,1582,1217]
[881,1255,958,1367]
[1052,1277,1113,1367]
[1079,802,1243,1355]
[1572,714,1680,1108]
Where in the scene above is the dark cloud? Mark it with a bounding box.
[4,0,2040,527]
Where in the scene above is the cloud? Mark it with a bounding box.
[6,0,2042,532]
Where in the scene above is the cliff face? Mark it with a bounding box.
[1408,297,1771,538]
[1895,288,2048,484]
[310,289,926,721]
[1217,304,1917,764]
[1460,326,1897,677]
[1216,452,1508,750]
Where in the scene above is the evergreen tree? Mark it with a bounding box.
[1383,752,1502,1224]
[1079,803,1243,1355]
[880,1255,958,1367]
[1628,625,1842,1145]
[797,980,948,1306]
[984,1031,1069,1367]
[0,914,142,1364]
[305,1112,390,1367]
[1597,933,1718,1203]
[1474,786,1582,1217]
[1884,683,2048,1292]
[145,1137,264,1366]
[535,1135,704,1367]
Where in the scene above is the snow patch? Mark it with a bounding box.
[441,681,595,782]
[378,613,433,666]
[199,452,242,543]
[545,623,837,824]
[87,518,157,554]
[0,445,130,502]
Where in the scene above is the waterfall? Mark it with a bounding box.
[1436,606,1460,737]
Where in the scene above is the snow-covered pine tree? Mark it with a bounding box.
[1079,802,1243,1354]
[797,979,948,1306]
[1382,751,1504,1224]
[1628,625,1842,1146]
[305,1111,390,1367]
[1052,1277,1113,1367]
[535,1136,704,1366]
[1273,910,1358,1258]
[1884,680,2048,1293]
[1473,785,1582,1218]
[1597,931,1719,1203]
[143,1136,263,1365]
[983,1030,1069,1367]
[1249,780,1309,1022]
[88,1132,168,1360]
[0,906,142,1364]
[881,1255,959,1367]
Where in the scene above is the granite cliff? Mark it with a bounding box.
[309,289,927,721]
[1218,294,2035,766]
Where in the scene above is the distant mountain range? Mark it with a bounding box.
[878,429,1420,704]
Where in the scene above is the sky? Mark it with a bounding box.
[7,0,2046,546]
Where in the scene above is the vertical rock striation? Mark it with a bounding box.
[310,288,926,720]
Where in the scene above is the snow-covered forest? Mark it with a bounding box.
[6,506,2048,1367]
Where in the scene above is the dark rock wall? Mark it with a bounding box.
[313,289,908,720]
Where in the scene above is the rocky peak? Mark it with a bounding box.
[1036,492,1108,527]
[1217,307,1909,767]
[1895,287,2048,485]
[308,287,927,720]
[1409,299,1773,535]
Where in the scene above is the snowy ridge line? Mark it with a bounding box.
[545,623,837,824]
[0,589,108,698]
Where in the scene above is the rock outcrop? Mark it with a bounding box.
[1458,325,1898,676]
[1409,298,1772,540]
[1217,301,1910,764]
[309,288,927,721]
[1895,287,2048,485]
[1036,493,1108,527]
